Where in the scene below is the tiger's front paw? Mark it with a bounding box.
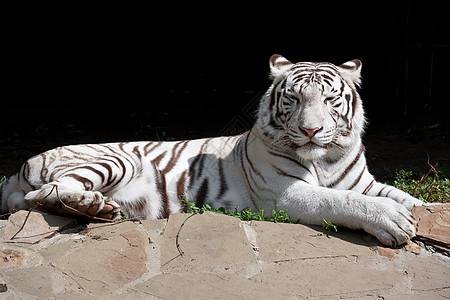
[24,186,122,220]
[64,192,122,220]
[362,198,416,247]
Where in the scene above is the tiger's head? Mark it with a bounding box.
[257,54,366,161]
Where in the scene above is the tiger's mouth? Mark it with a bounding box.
[286,134,332,154]
[297,141,329,149]
[293,141,331,160]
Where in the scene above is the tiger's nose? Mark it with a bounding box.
[300,127,322,138]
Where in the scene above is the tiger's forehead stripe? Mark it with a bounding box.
[290,62,339,73]
[290,66,339,77]
[288,63,341,89]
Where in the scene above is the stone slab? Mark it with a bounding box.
[412,204,450,254]
[0,210,449,298]
[2,210,77,244]
[160,212,257,272]
[132,272,290,299]
[251,256,403,297]
[3,266,54,299]
[52,222,149,296]
[404,256,450,292]
[248,221,376,262]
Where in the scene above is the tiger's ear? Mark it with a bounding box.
[337,59,362,87]
[269,54,293,81]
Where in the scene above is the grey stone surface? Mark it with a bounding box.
[412,204,450,254]
[0,209,449,299]
[160,212,258,272]
[3,210,77,244]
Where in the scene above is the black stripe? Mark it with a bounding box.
[102,145,136,181]
[339,80,345,95]
[20,161,37,190]
[188,138,212,182]
[268,82,284,130]
[272,164,309,183]
[216,159,228,199]
[103,155,126,190]
[132,145,142,160]
[341,94,352,129]
[237,140,260,208]
[362,179,375,195]
[318,64,339,71]
[144,141,163,156]
[240,160,259,206]
[162,141,189,174]
[153,164,170,218]
[153,150,168,167]
[243,134,267,184]
[40,153,48,182]
[118,142,128,153]
[377,186,387,197]
[327,144,364,188]
[348,166,366,190]
[72,165,106,183]
[351,89,358,118]
[280,77,288,90]
[268,150,312,175]
[195,178,209,208]
[269,84,277,107]
[320,73,334,85]
[64,146,97,160]
[177,170,188,199]
[292,72,313,83]
[98,162,114,188]
[65,174,94,191]
[385,188,394,198]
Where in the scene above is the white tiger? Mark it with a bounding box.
[0,55,424,247]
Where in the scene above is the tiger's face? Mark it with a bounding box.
[258,55,365,161]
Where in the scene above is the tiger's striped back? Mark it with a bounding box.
[7,135,251,218]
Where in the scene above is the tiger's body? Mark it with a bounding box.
[0,55,424,246]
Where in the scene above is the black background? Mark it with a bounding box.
[1,1,449,144]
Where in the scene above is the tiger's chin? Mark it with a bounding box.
[294,142,329,161]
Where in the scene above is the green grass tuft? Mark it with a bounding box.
[322,218,338,232]
[179,196,291,223]
[392,165,450,203]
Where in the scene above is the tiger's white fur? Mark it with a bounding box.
[0,55,424,247]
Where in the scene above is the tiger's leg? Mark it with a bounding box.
[275,181,416,247]
[23,177,121,220]
[364,181,424,210]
